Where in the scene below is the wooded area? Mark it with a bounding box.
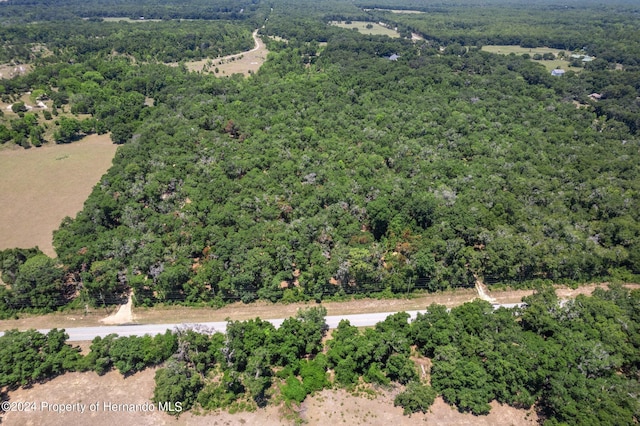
[1,288,639,423]
[0,0,639,317]
[1,0,639,422]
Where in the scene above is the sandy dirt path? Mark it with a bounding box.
[178,29,268,76]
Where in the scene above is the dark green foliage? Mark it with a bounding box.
[412,289,640,423]
[0,329,80,388]
[46,22,640,307]
[327,314,415,387]
[0,250,68,318]
[174,327,224,377]
[82,331,177,376]
[196,370,244,410]
[80,334,118,375]
[0,248,44,287]
[394,381,437,415]
[271,306,328,366]
[153,361,203,415]
[223,318,275,372]
[0,1,640,422]
[10,254,66,311]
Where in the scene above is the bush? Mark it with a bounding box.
[281,375,307,403]
[153,361,203,415]
[394,381,437,415]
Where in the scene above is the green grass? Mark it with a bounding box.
[482,45,583,72]
[100,17,162,23]
[330,21,400,38]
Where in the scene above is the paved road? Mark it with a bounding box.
[0,304,526,342]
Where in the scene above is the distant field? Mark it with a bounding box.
[364,8,424,14]
[0,134,118,256]
[100,17,162,22]
[482,45,583,72]
[331,21,400,38]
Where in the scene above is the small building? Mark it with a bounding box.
[388,54,399,61]
[551,69,565,76]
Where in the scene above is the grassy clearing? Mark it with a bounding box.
[99,17,162,22]
[482,45,583,72]
[364,8,425,14]
[0,133,118,257]
[330,21,400,38]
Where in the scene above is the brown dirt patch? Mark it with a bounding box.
[0,63,31,79]
[302,389,537,425]
[2,369,537,426]
[177,30,268,77]
[0,368,286,426]
[0,133,118,256]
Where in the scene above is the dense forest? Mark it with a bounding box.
[1,287,639,423]
[1,0,640,423]
[0,0,639,315]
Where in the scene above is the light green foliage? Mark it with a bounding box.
[280,375,306,403]
[394,381,437,415]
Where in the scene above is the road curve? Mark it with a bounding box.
[0,304,526,342]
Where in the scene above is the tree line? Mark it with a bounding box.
[0,0,639,316]
[1,288,638,424]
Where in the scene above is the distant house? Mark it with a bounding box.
[551,69,565,76]
[388,54,399,61]
[581,55,594,62]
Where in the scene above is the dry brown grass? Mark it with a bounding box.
[0,133,118,256]
[2,368,537,426]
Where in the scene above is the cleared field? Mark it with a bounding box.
[178,30,268,77]
[364,8,424,13]
[482,45,583,72]
[100,17,162,22]
[331,21,400,38]
[0,63,31,79]
[3,368,538,426]
[0,134,118,257]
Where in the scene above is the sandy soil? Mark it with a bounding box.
[303,389,537,425]
[178,30,269,77]
[100,293,134,325]
[0,63,31,79]
[0,133,118,256]
[1,368,537,426]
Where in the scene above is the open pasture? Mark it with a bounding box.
[0,134,117,256]
[331,21,400,38]
[482,45,583,72]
